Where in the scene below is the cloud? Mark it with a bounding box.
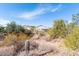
[19,8,45,19]
[51,4,62,12]
[19,4,62,20]
[0,18,10,26]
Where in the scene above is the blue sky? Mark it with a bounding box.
[0,3,79,27]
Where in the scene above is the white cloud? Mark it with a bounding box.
[51,4,62,12]
[20,8,45,19]
[19,4,62,20]
[0,18,10,26]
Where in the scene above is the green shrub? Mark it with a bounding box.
[64,26,79,50]
[48,19,67,39]
[0,25,6,33]
[47,28,53,36]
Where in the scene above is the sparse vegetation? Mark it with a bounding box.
[64,14,79,51]
[48,19,67,39]
[0,21,34,46]
[0,14,79,55]
[64,26,79,50]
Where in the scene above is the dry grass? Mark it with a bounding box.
[2,33,30,46]
[0,32,79,56]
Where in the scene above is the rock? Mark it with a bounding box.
[0,33,5,41]
[24,40,38,55]
[17,51,27,56]
[0,45,15,56]
[22,39,56,56]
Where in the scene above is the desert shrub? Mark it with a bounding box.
[66,14,79,34]
[66,23,76,35]
[6,21,33,36]
[0,25,6,33]
[25,29,33,36]
[0,25,6,40]
[3,33,17,45]
[3,21,33,45]
[15,25,25,33]
[64,26,79,50]
[48,19,67,39]
[6,21,25,34]
[47,28,53,36]
[6,21,17,33]
[3,33,31,46]
[16,32,30,41]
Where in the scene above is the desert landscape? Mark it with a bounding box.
[0,3,79,56]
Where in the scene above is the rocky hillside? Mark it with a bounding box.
[0,20,79,56]
[0,28,79,56]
